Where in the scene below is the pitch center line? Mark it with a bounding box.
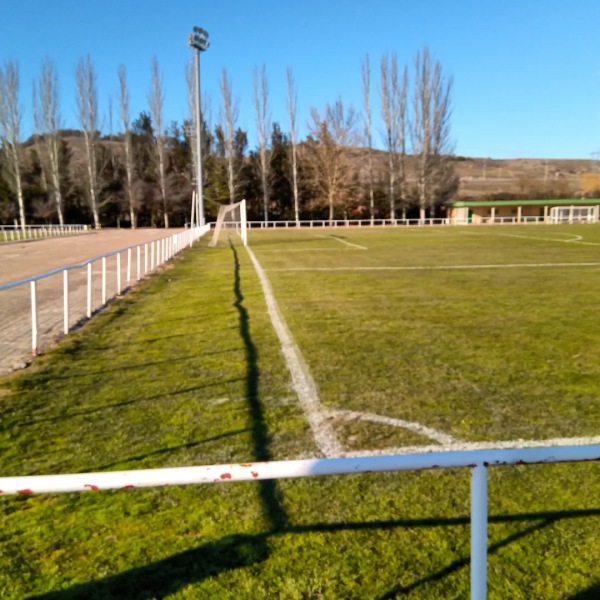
[245,245,343,458]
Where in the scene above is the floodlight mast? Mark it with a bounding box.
[188,27,210,227]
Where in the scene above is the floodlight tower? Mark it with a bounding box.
[188,26,210,227]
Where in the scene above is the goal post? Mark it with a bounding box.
[208,199,247,247]
[549,205,598,224]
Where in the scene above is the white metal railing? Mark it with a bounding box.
[0,224,89,242]
[0,225,210,357]
[0,444,597,599]
[245,218,450,228]
[235,215,600,229]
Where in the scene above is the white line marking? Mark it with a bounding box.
[344,435,600,457]
[328,409,459,445]
[494,232,600,246]
[245,245,343,457]
[254,247,356,253]
[267,262,600,273]
[315,235,368,250]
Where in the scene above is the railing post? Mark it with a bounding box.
[63,270,69,335]
[144,243,148,274]
[87,263,92,318]
[136,246,141,281]
[30,281,38,356]
[116,252,121,295]
[127,248,132,283]
[151,241,155,271]
[470,464,488,600]
[101,256,107,305]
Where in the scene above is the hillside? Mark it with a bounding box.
[346,147,594,199]
[26,132,596,201]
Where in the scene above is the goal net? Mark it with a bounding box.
[208,199,248,247]
[549,206,598,224]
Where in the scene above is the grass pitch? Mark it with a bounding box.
[0,224,599,599]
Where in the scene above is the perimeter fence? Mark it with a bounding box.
[0,224,89,242]
[245,217,546,228]
[0,225,210,372]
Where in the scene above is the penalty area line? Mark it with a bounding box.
[267,261,600,273]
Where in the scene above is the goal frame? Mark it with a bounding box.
[549,205,598,224]
[208,199,248,247]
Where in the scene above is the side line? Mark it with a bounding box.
[328,409,459,445]
[245,245,344,457]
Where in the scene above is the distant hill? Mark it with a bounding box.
[24,130,596,200]
[345,147,593,199]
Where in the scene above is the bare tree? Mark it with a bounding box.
[75,55,100,228]
[34,58,64,225]
[361,54,375,223]
[380,53,408,221]
[253,64,271,222]
[306,98,357,223]
[31,83,49,196]
[286,67,300,224]
[411,46,456,220]
[148,57,169,227]
[0,59,26,228]
[219,68,239,204]
[118,65,137,228]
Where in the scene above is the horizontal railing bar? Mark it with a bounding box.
[1,444,598,496]
[0,229,204,292]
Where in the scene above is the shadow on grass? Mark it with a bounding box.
[81,428,251,472]
[28,533,270,600]
[13,378,244,430]
[230,242,289,532]
[27,509,600,600]
[569,582,600,599]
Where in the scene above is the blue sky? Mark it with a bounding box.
[1,0,599,159]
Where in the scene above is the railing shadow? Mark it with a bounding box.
[568,582,600,599]
[27,509,600,600]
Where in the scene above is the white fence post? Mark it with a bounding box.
[116,252,121,295]
[470,464,488,600]
[136,246,141,281]
[144,243,148,275]
[30,281,38,356]
[101,257,107,305]
[87,263,92,318]
[63,270,69,335]
[127,248,132,283]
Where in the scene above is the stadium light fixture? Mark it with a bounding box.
[188,27,210,227]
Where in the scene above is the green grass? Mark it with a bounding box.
[1,225,599,599]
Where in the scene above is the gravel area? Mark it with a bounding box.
[0,228,184,375]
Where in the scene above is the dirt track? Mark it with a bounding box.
[0,229,184,375]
